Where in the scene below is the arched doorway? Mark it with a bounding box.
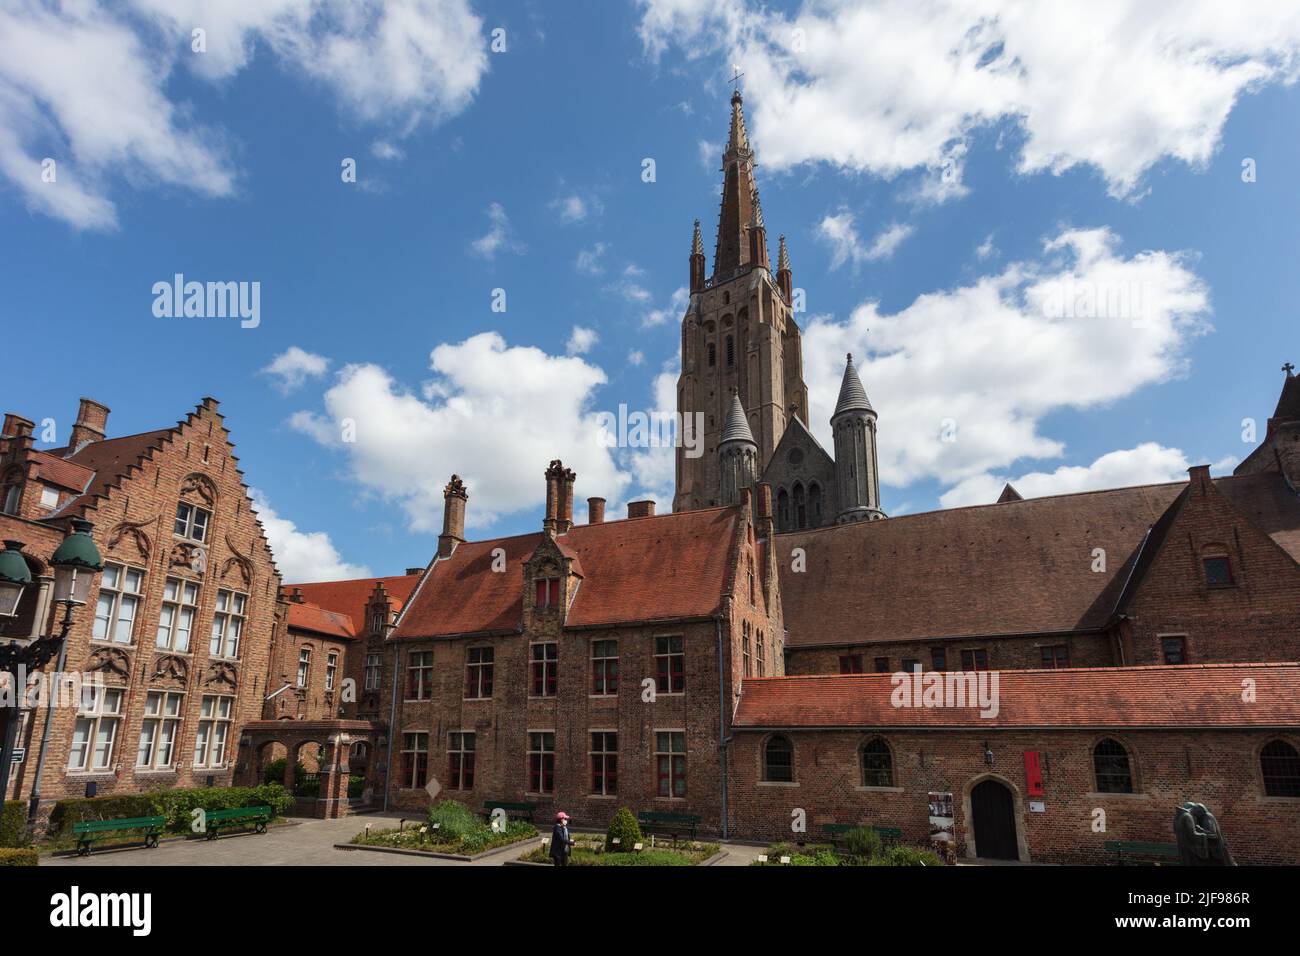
[970,779,1018,860]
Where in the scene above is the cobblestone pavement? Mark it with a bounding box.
[40,814,768,867]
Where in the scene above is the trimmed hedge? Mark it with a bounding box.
[47,783,292,835]
[1,800,30,848]
[605,807,643,852]
[0,848,38,866]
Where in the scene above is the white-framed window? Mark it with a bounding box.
[156,577,199,652]
[174,502,211,543]
[93,563,144,645]
[655,730,687,798]
[326,651,338,691]
[297,648,311,687]
[209,589,246,658]
[193,695,233,768]
[401,732,428,789]
[364,653,381,690]
[68,686,124,771]
[39,485,60,509]
[136,691,183,769]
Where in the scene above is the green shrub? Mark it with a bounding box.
[843,826,882,861]
[870,846,944,867]
[1,801,30,848]
[47,784,290,835]
[262,758,287,785]
[605,807,642,852]
[427,800,483,842]
[47,794,159,834]
[0,848,37,866]
[347,775,365,798]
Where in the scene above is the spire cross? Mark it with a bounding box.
[730,64,744,91]
[1284,362,1296,375]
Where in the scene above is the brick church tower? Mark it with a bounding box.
[673,90,810,511]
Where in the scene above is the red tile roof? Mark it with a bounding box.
[734,664,1300,729]
[30,450,93,492]
[286,602,355,639]
[775,473,1300,648]
[282,574,421,637]
[395,507,741,638]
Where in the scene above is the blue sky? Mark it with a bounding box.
[2,0,1298,581]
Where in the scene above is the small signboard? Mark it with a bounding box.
[1024,750,1045,797]
[10,748,24,764]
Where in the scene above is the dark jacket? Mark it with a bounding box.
[550,823,573,858]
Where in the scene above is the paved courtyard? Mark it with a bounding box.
[40,814,767,867]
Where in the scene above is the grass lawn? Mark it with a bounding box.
[750,840,944,867]
[520,835,720,866]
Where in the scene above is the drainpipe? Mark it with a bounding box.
[716,615,729,840]
[382,634,400,811]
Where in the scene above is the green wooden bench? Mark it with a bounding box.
[638,811,702,842]
[1104,840,1181,866]
[483,801,538,823]
[203,806,272,841]
[821,823,903,848]
[72,815,166,857]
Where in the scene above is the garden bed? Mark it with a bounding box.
[750,839,943,867]
[344,800,537,859]
[518,834,721,866]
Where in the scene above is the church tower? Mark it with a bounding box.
[832,353,884,523]
[674,90,810,511]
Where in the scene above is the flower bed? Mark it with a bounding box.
[349,800,537,856]
[750,839,943,867]
[520,834,720,866]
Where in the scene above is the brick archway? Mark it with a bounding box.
[238,719,386,818]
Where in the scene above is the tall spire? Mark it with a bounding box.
[713,90,760,279]
[776,234,792,302]
[718,390,758,507]
[833,353,873,418]
[720,391,756,446]
[691,218,703,256]
[776,234,789,272]
[689,218,706,292]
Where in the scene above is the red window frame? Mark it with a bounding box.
[530,642,557,697]
[534,577,561,608]
[591,640,619,695]
[465,646,494,698]
[401,733,428,789]
[406,651,433,700]
[590,731,618,795]
[528,732,555,793]
[655,731,686,797]
[448,731,475,790]
[655,636,685,694]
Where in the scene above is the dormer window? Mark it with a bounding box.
[175,502,210,543]
[39,486,60,509]
[535,577,561,609]
[1203,555,1233,587]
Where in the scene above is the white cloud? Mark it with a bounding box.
[550,192,601,225]
[642,285,690,328]
[817,212,914,270]
[0,0,488,229]
[262,346,331,393]
[566,325,598,355]
[638,0,1300,199]
[290,332,631,530]
[576,242,608,275]
[627,349,645,366]
[252,489,371,582]
[371,140,405,161]
[939,443,1196,509]
[470,202,524,259]
[604,264,658,309]
[800,226,1212,494]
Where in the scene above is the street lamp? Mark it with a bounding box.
[0,519,103,818]
[0,540,31,624]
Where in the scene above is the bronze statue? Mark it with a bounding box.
[1173,802,1235,866]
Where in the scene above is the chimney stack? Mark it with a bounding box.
[405,567,423,576]
[438,475,468,558]
[587,497,606,524]
[627,500,656,519]
[543,460,576,535]
[290,587,304,603]
[1188,464,1212,493]
[68,398,110,451]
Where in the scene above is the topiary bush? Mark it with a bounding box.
[870,845,945,867]
[605,807,643,852]
[0,848,37,866]
[1,800,30,848]
[843,826,882,862]
[427,800,482,842]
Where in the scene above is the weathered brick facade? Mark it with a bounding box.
[1,397,280,812]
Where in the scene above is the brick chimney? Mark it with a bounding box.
[543,460,576,535]
[756,482,774,537]
[587,497,606,524]
[290,587,305,603]
[405,567,423,576]
[68,398,110,451]
[438,475,468,558]
[627,500,656,519]
[1188,464,1212,493]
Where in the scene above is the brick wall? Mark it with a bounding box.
[787,633,1116,676]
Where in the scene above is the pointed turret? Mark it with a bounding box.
[713,90,759,279]
[1234,362,1300,485]
[747,193,769,270]
[997,483,1024,503]
[831,353,883,523]
[689,218,706,293]
[776,234,792,303]
[718,391,758,506]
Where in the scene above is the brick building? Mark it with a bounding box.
[0,397,280,811]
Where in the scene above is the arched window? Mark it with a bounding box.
[1261,740,1300,797]
[764,735,793,782]
[861,738,894,787]
[793,483,806,529]
[808,483,823,526]
[776,489,790,530]
[725,335,735,367]
[1093,738,1134,793]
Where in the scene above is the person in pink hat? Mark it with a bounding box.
[550,811,574,866]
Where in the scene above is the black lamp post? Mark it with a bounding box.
[0,521,103,817]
